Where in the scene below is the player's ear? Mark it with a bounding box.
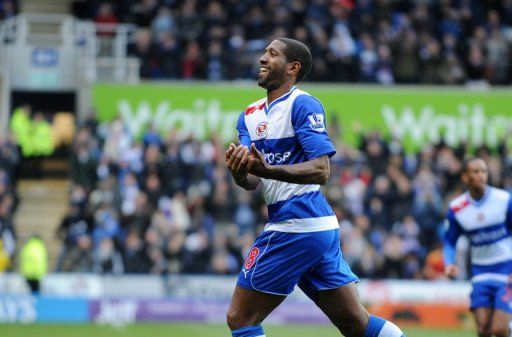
[461,172,468,185]
[288,61,301,78]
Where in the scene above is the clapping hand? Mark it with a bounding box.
[247,143,268,177]
[226,143,253,180]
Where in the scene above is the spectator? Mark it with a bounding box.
[20,235,48,294]
[392,29,420,83]
[357,33,379,82]
[55,204,91,271]
[465,46,487,87]
[0,0,16,21]
[93,237,124,274]
[122,230,151,273]
[176,0,202,41]
[0,239,10,272]
[131,0,159,28]
[422,243,446,280]
[95,2,119,56]
[181,41,205,79]
[128,28,158,78]
[155,32,181,79]
[151,6,175,40]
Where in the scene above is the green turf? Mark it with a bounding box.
[0,323,474,337]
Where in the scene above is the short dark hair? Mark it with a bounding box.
[276,38,312,82]
[461,157,485,173]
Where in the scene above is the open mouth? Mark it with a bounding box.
[259,66,269,75]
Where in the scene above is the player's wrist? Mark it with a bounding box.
[254,164,274,179]
[233,171,249,185]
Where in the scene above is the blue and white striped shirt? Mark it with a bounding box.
[237,86,338,233]
[444,186,512,283]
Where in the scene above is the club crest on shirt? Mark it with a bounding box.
[308,113,325,132]
[256,121,268,137]
[477,213,485,222]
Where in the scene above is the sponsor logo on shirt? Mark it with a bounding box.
[261,149,291,164]
[308,113,325,132]
[471,227,507,245]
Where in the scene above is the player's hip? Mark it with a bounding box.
[237,229,356,295]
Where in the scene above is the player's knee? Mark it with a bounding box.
[332,317,367,337]
[336,323,364,337]
[226,309,239,330]
[226,308,257,331]
[490,322,509,337]
[476,324,491,336]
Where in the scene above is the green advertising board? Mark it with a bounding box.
[92,83,512,152]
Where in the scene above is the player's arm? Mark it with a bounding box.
[247,143,329,185]
[226,143,260,190]
[226,112,260,190]
[443,208,462,278]
[506,195,512,283]
[506,195,512,229]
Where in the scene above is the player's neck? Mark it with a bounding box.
[468,187,486,201]
[266,83,294,105]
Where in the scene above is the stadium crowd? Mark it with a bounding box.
[55,114,512,280]
[0,134,21,273]
[72,0,512,85]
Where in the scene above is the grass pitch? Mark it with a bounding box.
[1,323,474,337]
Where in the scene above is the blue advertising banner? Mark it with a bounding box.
[36,297,89,323]
[0,295,88,323]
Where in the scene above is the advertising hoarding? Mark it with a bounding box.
[93,83,512,151]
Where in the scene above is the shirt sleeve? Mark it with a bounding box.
[291,94,336,160]
[506,194,512,229]
[236,111,251,147]
[443,208,462,266]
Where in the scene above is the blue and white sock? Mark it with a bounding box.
[364,315,405,337]
[231,324,266,337]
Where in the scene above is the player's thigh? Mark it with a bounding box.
[315,282,369,336]
[490,284,512,336]
[490,309,512,336]
[470,282,497,335]
[226,285,286,330]
[472,307,493,336]
[239,230,333,295]
[297,228,358,303]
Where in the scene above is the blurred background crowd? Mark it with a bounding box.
[0,135,20,273]
[52,113,512,279]
[0,0,18,21]
[70,0,512,85]
[1,0,512,280]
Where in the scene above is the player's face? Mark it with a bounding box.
[258,40,288,90]
[462,159,488,191]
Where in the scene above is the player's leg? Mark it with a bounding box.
[470,281,498,336]
[489,309,512,337]
[226,286,285,336]
[315,282,368,336]
[227,230,329,337]
[472,308,493,337]
[489,283,512,337]
[298,229,404,337]
[315,284,404,337]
